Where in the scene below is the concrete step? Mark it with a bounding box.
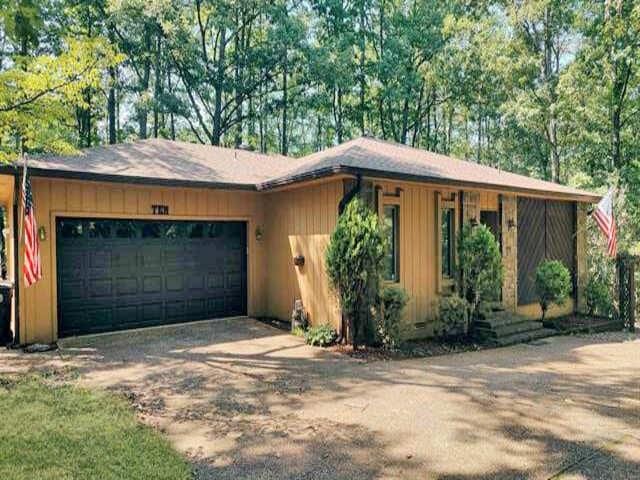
[487,328,556,348]
[473,320,545,339]
[475,314,535,329]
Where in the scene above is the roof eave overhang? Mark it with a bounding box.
[0,165,258,191]
[259,165,602,203]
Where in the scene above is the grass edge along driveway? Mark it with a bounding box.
[0,374,191,480]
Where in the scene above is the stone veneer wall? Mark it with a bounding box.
[575,203,588,313]
[501,194,518,312]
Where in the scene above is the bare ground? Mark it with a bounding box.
[1,318,639,479]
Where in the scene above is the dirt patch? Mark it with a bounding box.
[111,385,167,416]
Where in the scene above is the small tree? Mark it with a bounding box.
[458,223,503,318]
[535,260,572,322]
[326,198,387,348]
[377,285,409,350]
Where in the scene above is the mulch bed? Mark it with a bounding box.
[550,314,624,334]
[330,337,484,362]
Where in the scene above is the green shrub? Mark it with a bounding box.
[535,260,572,321]
[377,285,409,349]
[304,324,337,347]
[437,295,470,337]
[326,197,387,348]
[291,326,306,338]
[584,277,614,318]
[458,223,503,318]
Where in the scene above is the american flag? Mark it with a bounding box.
[22,163,42,286]
[592,189,617,258]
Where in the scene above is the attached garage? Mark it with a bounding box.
[56,218,247,337]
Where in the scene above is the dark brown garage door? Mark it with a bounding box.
[56,218,247,337]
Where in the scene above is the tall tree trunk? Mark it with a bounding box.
[107,26,117,145]
[153,31,162,138]
[281,57,288,155]
[213,28,226,145]
[234,6,243,147]
[167,68,176,140]
[138,26,152,140]
[358,1,366,135]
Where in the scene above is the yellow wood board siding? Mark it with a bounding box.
[264,180,342,330]
[374,180,460,338]
[517,299,574,320]
[19,177,267,343]
[479,191,499,211]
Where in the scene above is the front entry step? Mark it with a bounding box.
[472,311,556,347]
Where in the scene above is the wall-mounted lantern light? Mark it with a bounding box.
[255,226,264,241]
[38,226,46,241]
[507,219,516,230]
[293,254,305,267]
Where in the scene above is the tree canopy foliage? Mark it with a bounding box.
[1,0,640,247]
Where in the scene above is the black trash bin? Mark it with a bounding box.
[0,280,13,346]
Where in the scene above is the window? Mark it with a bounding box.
[59,219,84,239]
[441,207,455,278]
[87,220,112,239]
[383,204,400,282]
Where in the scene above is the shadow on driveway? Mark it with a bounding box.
[2,318,639,479]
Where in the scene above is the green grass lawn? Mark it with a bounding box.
[0,375,191,480]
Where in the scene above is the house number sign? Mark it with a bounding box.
[151,204,169,215]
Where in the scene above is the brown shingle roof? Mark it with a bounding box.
[259,137,600,201]
[25,138,297,188]
[12,136,599,201]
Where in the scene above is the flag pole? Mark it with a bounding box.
[18,154,27,244]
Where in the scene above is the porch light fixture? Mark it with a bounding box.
[38,226,46,241]
[293,254,305,267]
[507,219,516,229]
[255,226,264,241]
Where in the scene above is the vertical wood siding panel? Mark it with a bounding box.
[207,190,219,216]
[66,183,82,212]
[124,188,137,215]
[50,180,67,212]
[110,187,125,214]
[81,183,97,212]
[96,185,111,213]
[137,188,151,215]
[197,190,208,216]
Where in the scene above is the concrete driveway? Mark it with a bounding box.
[2,318,639,479]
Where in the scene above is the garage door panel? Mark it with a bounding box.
[57,219,247,337]
[166,274,184,292]
[116,277,138,296]
[89,250,111,269]
[142,303,163,321]
[187,275,205,290]
[208,273,224,289]
[114,305,138,326]
[166,301,186,320]
[60,280,85,300]
[88,278,113,298]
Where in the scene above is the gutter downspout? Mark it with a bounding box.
[338,174,362,215]
[336,174,362,343]
[10,170,20,347]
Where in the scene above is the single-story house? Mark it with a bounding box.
[0,136,600,344]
